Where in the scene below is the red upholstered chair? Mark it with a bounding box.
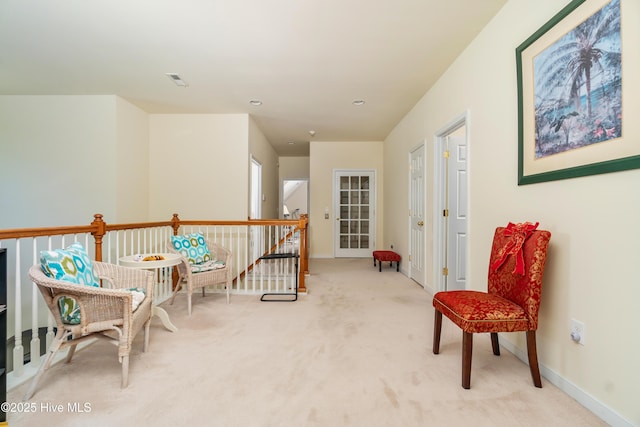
[432,223,551,389]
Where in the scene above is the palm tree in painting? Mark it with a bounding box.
[534,0,621,157]
[565,4,620,118]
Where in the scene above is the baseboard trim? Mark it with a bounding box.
[499,336,635,427]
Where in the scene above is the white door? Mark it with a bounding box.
[250,158,262,220]
[250,157,263,261]
[445,127,468,290]
[409,144,425,286]
[334,170,376,257]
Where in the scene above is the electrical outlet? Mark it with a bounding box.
[570,319,586,345]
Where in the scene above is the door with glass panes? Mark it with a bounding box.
[334,170,376,257]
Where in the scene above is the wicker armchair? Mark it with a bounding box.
[167,238,232,314]
[25,262,155,399]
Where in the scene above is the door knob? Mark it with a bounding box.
[417,221,424,226]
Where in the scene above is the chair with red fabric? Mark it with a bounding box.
[432,222,551,389]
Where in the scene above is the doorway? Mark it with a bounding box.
[434,114,469,291]
[333,169,376,258]
[282,179,308,219]
[250,157,262,220]
[250,157,263,261]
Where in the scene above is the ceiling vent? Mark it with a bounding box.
[166,73,188,87]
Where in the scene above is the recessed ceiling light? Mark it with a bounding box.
[166,73,188,87]
[288,141,295,145]
[352,99,365,106]
[249,100,263,106]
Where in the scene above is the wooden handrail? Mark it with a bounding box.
[0,224,97,240]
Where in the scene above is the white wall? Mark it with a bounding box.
[279,156,310,180]
[0,95,120,228]
[383,0,639,425]
[0,99,259,227]
[148,114,249,221]
[115,97,150,222]
[310,141,383,258]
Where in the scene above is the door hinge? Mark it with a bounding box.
[443,150,450,159]
[443,209,449,217]
[442,267,448,276]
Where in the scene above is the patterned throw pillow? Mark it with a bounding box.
[40,242,100,287]
[171,233,213,265]
[190,259,225,273]
[128,287,146,312]
[40,242,100,324]
[58,296,81,325]
[55,288,146,325]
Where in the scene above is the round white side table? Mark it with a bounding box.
[119,253,182,332]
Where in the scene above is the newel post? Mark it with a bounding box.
[298,214,309,292]
[91,214,107,261]
[171,213,181,236]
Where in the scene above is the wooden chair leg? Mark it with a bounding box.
[526,330,542,388]
[433,310,442,354]
[462,331,473,389]
[491,332,500,356]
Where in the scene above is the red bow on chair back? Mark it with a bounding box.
[490,222,539,275]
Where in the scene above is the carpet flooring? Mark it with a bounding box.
[7,258,607,427]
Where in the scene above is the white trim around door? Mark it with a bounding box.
[434,112,470,292]
[333,169,376,258]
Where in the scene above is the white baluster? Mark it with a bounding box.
[30,239,41,366]
[242,226,247,294]
[115,230,121,264]
[13,239,24,377]
[45,237,55,349]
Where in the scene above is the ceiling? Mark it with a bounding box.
[0,0,506,156]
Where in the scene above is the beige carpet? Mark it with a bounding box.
[8,258,606,427]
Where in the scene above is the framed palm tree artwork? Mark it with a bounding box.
[516,0,640,185]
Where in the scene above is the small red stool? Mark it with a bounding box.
[373,250,401,272]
